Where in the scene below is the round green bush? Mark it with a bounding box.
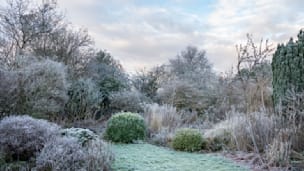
[105,112,146,143]
[172,128,203,152]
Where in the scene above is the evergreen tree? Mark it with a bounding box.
[272,29,304,106]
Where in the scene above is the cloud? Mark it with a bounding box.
[203,0,304,72]
[55,0,304,73]
[68,4,207,72]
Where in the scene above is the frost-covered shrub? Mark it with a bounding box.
[0,115,60,161]
[36,137,113,171]
[61,128,98,145]
[105,112,146,143]
[172,128,203,152]
[19,60,68,115]
[205,132,231,152]
[109,90,149,113]
[65,78,102,121]
[157,80,207,114]
[22,59,68,118]
[0,69,20,116]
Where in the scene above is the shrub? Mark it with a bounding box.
[172,128,203,152]
[205,132,231,152]
[65,78,102,121]
[61,127,98,145]
[109,90,149,114]
[0,69,20,116]
[36,136,113,171]
[105,112,146,143]
[0,59,68,119]
[204,119,231,152]
[0,115,60,161]
[157,80,206,114]
[22,59,68,118]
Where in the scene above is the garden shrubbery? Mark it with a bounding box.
[105,112,146,143]
[36,136,113,171]
[172,128,204,152]
[0,115,114,170]
[0,115,60,162]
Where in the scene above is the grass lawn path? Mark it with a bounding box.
[112,143,249,171]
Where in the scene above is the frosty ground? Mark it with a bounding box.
[112,143,248,171]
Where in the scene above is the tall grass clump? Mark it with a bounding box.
[205,111,275,152]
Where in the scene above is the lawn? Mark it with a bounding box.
[112,143,249,171]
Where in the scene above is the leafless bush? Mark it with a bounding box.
[0,115,60,161]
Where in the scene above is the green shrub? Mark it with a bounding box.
[172,128,203,152]
[105,112,146,143]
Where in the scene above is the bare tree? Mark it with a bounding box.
[169,46,215,89]
[235,34,274,112]
[0,0,93,72]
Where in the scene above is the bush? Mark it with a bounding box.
[22,59,68,118]
[61,127,98,145]
[65,78,102,121]
[172,128,203,152]
[105,112,146,143]
[109,90,149,114]
[0,115,60,161]
[0,59,68,119]
[205,133,231,152]
[0,69,20,116]
[36,136,113,171]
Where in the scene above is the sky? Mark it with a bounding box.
[55,0,304,73]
